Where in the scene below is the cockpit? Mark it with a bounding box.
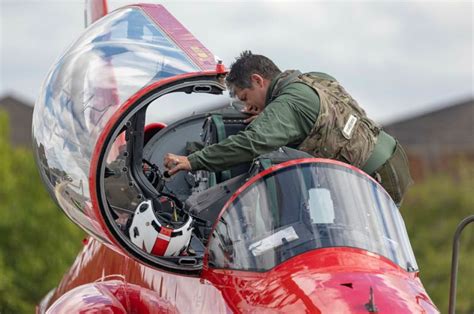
[97,95,418,274]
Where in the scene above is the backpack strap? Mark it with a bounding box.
[210,114,231,182]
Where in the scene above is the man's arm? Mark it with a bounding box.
[187,84,319,172]
[164,83,319,175]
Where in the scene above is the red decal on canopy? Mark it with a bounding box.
[140,4,216,71]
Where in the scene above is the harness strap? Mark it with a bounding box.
[211,114,231,182]
[259,158,280,226]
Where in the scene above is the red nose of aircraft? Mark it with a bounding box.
[207,248,438,313]
[281,268,434,313]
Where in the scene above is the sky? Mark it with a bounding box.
[0,0,472,124]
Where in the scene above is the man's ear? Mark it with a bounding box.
[250,73,265,88]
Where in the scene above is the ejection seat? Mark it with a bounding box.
[189,106,252,186]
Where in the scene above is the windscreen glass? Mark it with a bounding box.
[208,162,418,272]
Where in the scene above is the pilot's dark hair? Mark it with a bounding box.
[226,51,281,90]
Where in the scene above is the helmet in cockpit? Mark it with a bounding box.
[129,199,193,256]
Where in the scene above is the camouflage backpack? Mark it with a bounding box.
[270,70,381,168]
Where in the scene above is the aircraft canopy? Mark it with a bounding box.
[207,161,419,272]
[32,4,218,243]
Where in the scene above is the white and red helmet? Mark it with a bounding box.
[129,199,193,256]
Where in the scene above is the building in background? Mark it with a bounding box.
[0,95,33,148]
[384,98,474,180]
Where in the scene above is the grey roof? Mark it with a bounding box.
[383,98,474,155]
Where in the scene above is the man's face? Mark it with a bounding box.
[232,74,269,114]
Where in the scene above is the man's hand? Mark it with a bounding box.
[242,104,261,124]
[163,153,191,176]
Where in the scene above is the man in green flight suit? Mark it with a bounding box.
[164,51,412,205]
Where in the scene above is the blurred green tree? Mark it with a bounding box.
[402,161,474,314]
[0,112,84,313]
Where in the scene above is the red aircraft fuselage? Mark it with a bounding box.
[41,228,437,313]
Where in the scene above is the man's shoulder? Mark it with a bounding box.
[280,71,337,100]
[283,81,317,95]
[274,80,320,110]
[281,71,336,94]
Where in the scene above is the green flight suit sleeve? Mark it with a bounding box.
[187,83,319,172]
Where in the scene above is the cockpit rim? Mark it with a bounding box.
[92,71,226,275]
